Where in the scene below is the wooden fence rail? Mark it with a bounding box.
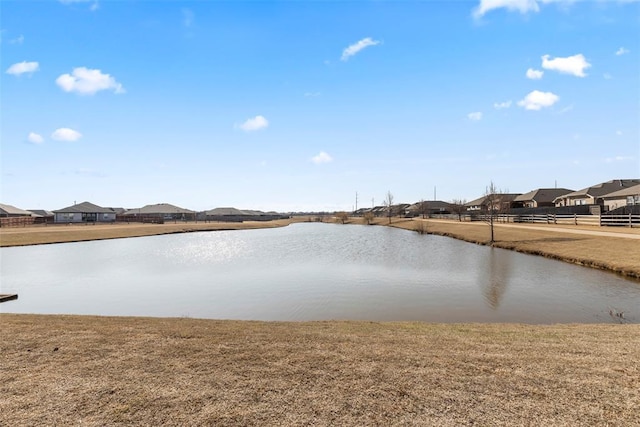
[431,213,640,228]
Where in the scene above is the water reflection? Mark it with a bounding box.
[478,248,512,310]
[1,223,639,323]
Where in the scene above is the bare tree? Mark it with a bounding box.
[418,199,429,219]
[335,211,349,224]
[451,199,467,222]
[484,181,502,245]
[384,191,394,224]
[363,211,375,225]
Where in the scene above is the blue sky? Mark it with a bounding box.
[1,0,639,212]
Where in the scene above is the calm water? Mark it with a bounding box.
[1,223,638,323]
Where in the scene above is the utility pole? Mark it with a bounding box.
[355,192,358,212]
[434,186,436,201]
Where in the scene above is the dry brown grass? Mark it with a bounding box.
[1,314,639,426]
[0,218,305,247]
[389,218,640,279]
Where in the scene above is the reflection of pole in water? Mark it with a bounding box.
[481,248,511,310]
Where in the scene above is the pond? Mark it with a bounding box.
[1,223,638,323]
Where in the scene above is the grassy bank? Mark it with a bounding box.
[1,314,639,426]
[0,218,303,247]
[385,218,640,280]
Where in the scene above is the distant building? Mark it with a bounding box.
[122,203,196,221]
[553,179,640,209]
[600,184,640,211]
[513,188,574,209]
[465,194,521,212]
[0,203,33,217]
[53,201,117,223]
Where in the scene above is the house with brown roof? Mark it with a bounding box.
[553,179,640,208]
[600,184,640,211]
[513,188,574,209]
[465,193,521,212]
[53,201,117,223]
[0,203,33,217]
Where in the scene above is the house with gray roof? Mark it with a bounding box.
[123,203,196,221]
[513,188,574,209]
[0,203,33,217]
[553,179,640,208]
[53,201,117,223]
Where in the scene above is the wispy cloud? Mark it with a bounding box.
[27,132,44,144]
[52,128,82,141]
[615,47,629,56]
[603,73,613,80]
[6,61,39,76]
[467,112,483,121]
[9,35,24,44]
[341,37,380,61]
[304,92,321,98]
[59,0,99,11]
[56,67,125,95]
[182,8,194,28]
[605,156,633,163]
[526,68,544,79]
[541,54,591,77]
[493,100,512,109]
[311,151,333,164]
[517,90,559,110]
[237,115,269,132]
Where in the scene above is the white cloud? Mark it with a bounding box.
[541,54,591,77]
[311,151,333,164]
[616,130,622,136]
[557,104,573,114]
[238,115,269,132]
[341,37,380,61]
[473,0,540,18]
[526,68,544,79]
[304,92,321,98]
[6,61,39,76]
[615,47,629,56]
[467,112,483,121]
[517,90,559,110]
[493,100,512,109]
[605,156,633,163]
[27,132,44,144]
[9,35,24,44]
[56,67,125,95]
[603,73,613,80]
[51,128,82,141]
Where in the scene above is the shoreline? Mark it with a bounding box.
[1,216,639,279]
[386,218,640,280]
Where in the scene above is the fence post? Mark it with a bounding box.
[599,214,602,227]
[574,214,577,225]
[630,213,633,228]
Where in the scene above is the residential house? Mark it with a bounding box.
[53,201,117,223]
[200,207,285,222]
[600,184,640,211]
[553,179,640,209]
[405,200,454,217]
[0,203,33,217]
[465,194,521,212]
[513,188,574,209]
[123,203,196,221]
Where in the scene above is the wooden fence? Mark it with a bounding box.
[431,213,640,228]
